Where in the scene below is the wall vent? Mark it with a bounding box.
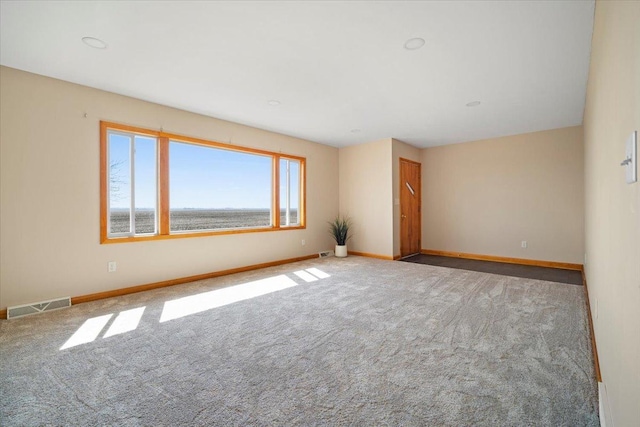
[319,250,333,258]
[7,297,71,319]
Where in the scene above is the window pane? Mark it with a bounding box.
[280,159,300,226]
[290,160,300,225]
[134,136,157,234]
[109,133,131,234]
[169,142,272,231]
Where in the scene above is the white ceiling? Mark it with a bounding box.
[0,1,595,148]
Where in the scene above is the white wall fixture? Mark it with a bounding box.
[621,130,637,184]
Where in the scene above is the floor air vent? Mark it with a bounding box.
[319,250,333,258]
[7,297,71,319]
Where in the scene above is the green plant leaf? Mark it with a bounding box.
[328,216,352,245]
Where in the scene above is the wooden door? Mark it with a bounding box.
[400,158,421,257]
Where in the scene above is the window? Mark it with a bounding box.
[108,132,157,236]
[280,158,300,226]
[169,141,272,232]
[100,122,305,243]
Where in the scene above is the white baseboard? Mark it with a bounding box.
[598,382,613,427]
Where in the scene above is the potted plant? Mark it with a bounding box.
[329,216,351,258]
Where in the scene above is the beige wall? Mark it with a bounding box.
[338,139,393,257]
[392,139,421,257]
[583,1,640,425]
[422,126,584,264]
[0,66,339,310]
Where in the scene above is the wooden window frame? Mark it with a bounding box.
[100,121,306,244]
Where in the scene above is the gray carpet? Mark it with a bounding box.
[0,256,599,426]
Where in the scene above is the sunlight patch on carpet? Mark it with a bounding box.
[306,267,330,279]
[103,307,146,338]
[60,314,113,350]
[294,270,319,282]
[160,274,299,322]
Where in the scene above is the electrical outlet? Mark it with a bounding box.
[108,261,117,273]
[521,240,527,248]
[301,239,306,246]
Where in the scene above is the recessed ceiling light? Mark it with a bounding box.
[466,101,481,107]
[268,100,281,106]
[350,129,361,133]
[404,38,425,50]
[82,36,108,49]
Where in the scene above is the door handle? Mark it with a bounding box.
[401,214,407,219]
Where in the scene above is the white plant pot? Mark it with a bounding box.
[335,245,348,258]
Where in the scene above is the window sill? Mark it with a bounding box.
[101,225,306,244]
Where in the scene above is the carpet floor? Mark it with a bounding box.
[0,256,598,426]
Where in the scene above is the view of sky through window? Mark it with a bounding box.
[107,128,302,236]
[109,133,155,209]
[169,141,272,209]
[109,137,287,210]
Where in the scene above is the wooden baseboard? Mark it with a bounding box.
[420,249,583,271]
[348,251,394,261]
[582,270,602,382]
[0,254,318,320]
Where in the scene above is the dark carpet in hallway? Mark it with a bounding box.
[402,254,583,285]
